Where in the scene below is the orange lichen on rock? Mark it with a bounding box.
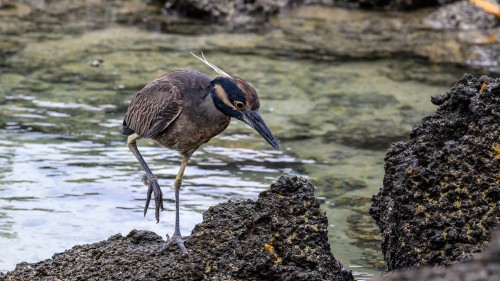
[264,243,282,265]
[486,34,497,43]
[480,83,488,93]
[264,243,275,253]
[494,143,500,160]
[470,0,500,17]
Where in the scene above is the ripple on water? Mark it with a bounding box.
[0,132,302,272]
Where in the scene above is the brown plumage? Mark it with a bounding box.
[123,70,230,155]
[122,57,279,255]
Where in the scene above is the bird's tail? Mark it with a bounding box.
[121,119,135,136]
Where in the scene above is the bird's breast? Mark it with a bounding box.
[152,110,230,153]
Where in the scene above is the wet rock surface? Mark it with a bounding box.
[0,176,353,281]
[2,1,499,73]
[319,0,456,10]
[162,0,458,20]
[370,74,500,271]
[373,225,500,281]
[162,0,288,25]
[425,1,500,30]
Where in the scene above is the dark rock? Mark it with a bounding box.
[163,0,289,26]
[425,1,500,30]
[373,225,500,281]
[370,74,500,271]
[0,176,353,281]
[162,0,459,21]
[331,0,457,10]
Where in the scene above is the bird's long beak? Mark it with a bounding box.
[241,110,280,150]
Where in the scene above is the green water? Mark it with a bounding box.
[0,3,480,280]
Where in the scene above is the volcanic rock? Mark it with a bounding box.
[370,74,500,271]
[1,176,353,281]
[374,225,500,281]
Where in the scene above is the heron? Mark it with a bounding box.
[121,53,280,255]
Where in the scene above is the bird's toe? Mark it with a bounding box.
[142,176,163,222]
[160,234,189,256]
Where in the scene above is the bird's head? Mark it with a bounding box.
[192,52,279,150]
[209,76,279,150]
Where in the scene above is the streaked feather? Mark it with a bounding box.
[123,74,183,138]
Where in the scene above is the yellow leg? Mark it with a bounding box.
[127,133,141,144]
[174,156,189,190]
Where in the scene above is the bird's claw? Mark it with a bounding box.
[143,175,164,222]
[160,234,190,255]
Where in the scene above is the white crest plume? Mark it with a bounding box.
[191,51,232,78]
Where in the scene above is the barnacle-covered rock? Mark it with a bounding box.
[0,176,353,281]
[370,74,500,271]
[372,225,500,281]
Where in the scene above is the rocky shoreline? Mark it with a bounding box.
[1,0,499,73]
[371,74,500,271]
[2,74,498,279]
[0,1,499,280]
[374,226,500,281]
[0,176,354,281]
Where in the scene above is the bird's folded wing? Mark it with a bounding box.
[124,82,183,138]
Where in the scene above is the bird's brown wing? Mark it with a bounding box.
[124,77,183,138]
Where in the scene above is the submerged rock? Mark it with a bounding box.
[3,1,500,73]
[0,176,353,281]
[373,225,500,281]
[370,74,500,271]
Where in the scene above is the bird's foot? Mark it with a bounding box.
[142,175,164,223]
[160,233,191,255]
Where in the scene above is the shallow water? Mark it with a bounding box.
[0,4,483,280]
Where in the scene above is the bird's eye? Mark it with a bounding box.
[234,101,245,110]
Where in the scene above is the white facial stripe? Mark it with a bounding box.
[214,84,236,110]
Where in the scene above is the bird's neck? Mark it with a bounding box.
[202,88,230,120]
[208,83,234,117]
